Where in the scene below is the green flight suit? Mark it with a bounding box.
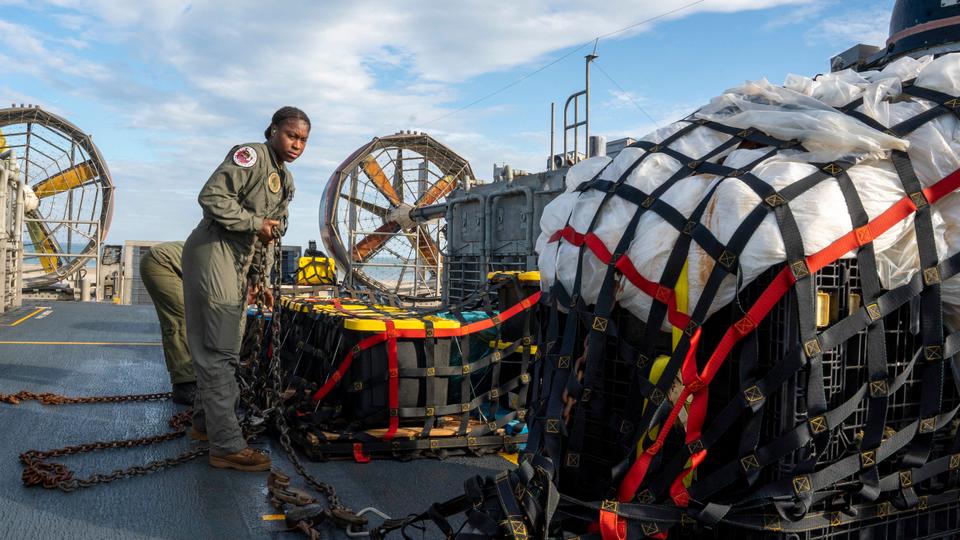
[182,142,293,456]
[139,241,196,385]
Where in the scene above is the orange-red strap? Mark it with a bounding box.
[311,332,387,402]
[384,320,400,441]
[352,442,371,463]
[599,508,626,540]
[551,227,691,330]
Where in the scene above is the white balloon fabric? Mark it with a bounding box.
[537,53,960,331]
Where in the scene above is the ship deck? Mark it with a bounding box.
[0,302,512,539]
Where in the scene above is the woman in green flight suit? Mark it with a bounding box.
[182,107,310,471]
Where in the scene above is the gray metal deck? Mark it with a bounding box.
[0,302,511,539]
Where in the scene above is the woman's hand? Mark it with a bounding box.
[257,218,281,244]
[246,282,275,307]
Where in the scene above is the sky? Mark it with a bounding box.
[0,0,894,249]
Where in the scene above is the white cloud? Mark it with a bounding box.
[0,19,111,81]
[763,0,830,30]
[805,7,891,48]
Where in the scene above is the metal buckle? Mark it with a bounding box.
[740,454,760,472]
[592,316,608,332]
[792,475,812,494]
[764,192,787,207]
[808,415,828,435]
[804,338,822,358]
[910,191,928,209]
[744,385,764,404]
[718,250,737,270]
[870,379,888,398]
[899,470,913,488]
[822,163,844,176]
[790,260,810,279]
[925,345,943,361]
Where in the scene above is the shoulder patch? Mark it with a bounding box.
[232,146,258,168]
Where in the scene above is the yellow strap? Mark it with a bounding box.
[671,261,689,349]
[486,270,540,283]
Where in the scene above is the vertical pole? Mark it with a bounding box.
[549,102,555,171]
[585,52,597,159]
[347,168,358,289]
[573,96,578,164]
[0,161,7,313]
[94,224,102,302]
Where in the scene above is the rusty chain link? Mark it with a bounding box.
[1,390,173,406]
[19,409,205,492]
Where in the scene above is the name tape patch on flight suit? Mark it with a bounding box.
[268,172,281,193]
[233,146,258,168]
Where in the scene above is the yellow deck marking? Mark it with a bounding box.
[261,514,285,521]
[0,341,162,346]
[7,307,47,327]
[500,452,519,465]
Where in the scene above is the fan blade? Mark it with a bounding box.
[25,210,61,273]
[414,226,441,268]
[361,155,402,207]
[32,161,97,199]
[339,193,389,217]
[415,175,456,207]
[352,221,400,262]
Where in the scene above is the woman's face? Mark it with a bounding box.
[271,118,310,163]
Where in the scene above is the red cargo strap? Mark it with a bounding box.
[311,332,387,402]
[384,320,400,441]
[550,226,691,330]
[352,443,371,463]
[618,166,960,502]
[599,508,626,540]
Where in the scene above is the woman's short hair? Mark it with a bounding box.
[264,106,311,140]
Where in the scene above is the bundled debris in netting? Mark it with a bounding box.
[269,272,541,461]
[385,54,960,539]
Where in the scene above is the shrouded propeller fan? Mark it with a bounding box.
[0,106,114,287]
[321,132,473,302]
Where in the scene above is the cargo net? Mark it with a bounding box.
[515,54,960,538]
[272,273,540,461]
